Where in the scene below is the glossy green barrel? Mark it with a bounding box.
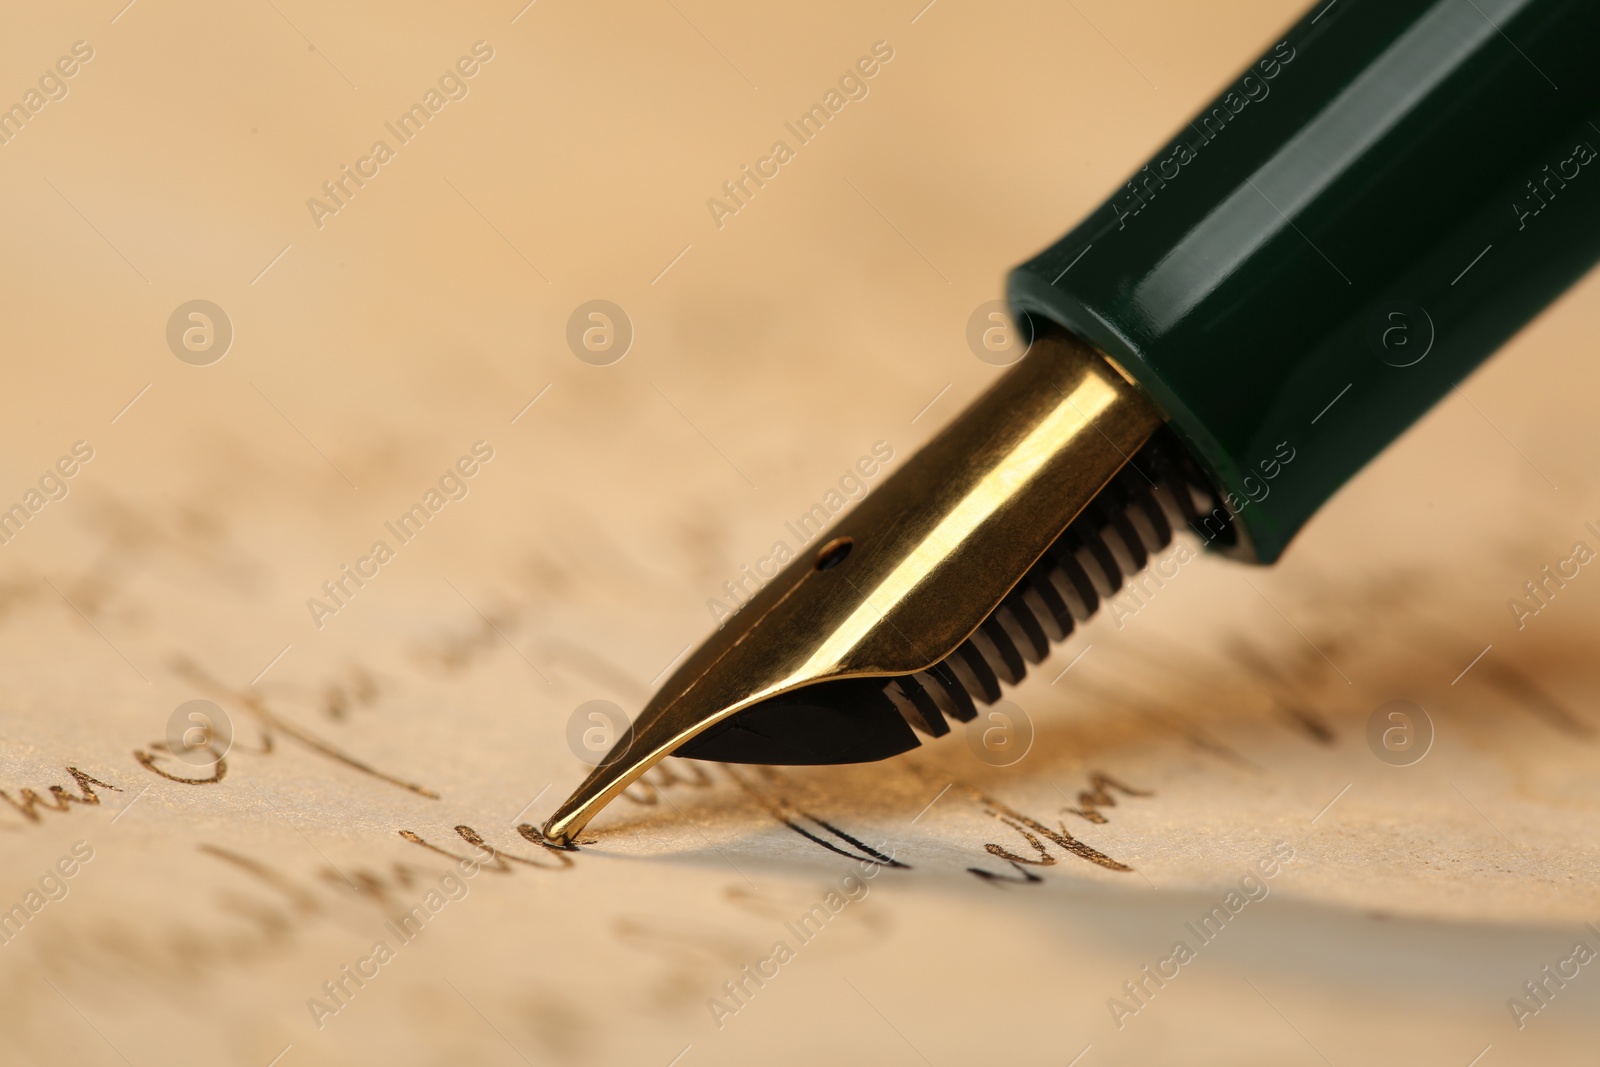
[1010,0,1600,562]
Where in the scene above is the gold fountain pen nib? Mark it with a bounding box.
[543,327,1177,845]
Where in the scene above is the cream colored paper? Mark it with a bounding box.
[2,1,1598,1063]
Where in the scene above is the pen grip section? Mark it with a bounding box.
[1010,0,1600,562]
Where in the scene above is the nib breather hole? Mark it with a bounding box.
[815,538,853,571]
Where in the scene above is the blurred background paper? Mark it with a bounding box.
[1,0,1598,1063]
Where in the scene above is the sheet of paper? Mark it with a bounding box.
[3,1,1599,1063]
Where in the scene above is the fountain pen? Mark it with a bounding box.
[545,0,1600,844]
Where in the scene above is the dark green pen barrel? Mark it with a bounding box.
[1009,0,1600,562]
